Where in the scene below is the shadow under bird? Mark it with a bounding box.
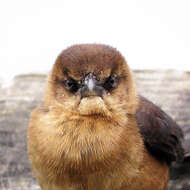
[27,44,184,190]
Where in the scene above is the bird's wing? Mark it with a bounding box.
[135,96,184,165]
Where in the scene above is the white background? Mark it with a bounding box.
[0,0,190,85]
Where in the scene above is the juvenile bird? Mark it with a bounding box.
[27,44,184,190]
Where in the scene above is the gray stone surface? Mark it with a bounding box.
[0,71,190,190]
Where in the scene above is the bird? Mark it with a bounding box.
[27,44,184,190]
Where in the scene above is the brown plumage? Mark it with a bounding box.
[27,44,184,190]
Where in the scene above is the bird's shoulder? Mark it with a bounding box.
[135,95,184,165]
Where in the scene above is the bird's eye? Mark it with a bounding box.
[65,78,79,93]
[103,75,117,91]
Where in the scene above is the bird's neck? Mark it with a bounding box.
[53,111,143,173]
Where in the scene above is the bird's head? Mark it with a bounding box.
[44,44,138,120]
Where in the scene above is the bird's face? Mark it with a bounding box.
[45,44,138,120]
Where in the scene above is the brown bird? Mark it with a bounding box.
[27,44,184,190]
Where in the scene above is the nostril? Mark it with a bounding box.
[94,85,104,96]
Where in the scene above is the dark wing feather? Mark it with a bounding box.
[135,96,184,165]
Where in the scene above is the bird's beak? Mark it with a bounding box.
[80,73,103,98]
